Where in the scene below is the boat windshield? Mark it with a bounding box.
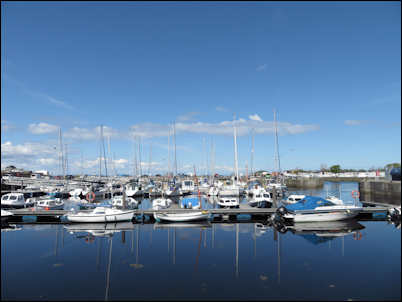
[9,195,17,200]
[2,195,9,200]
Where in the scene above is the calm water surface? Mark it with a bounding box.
[2,182,400,301]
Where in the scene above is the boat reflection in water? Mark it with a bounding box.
[274,219,365,247]
[65,221,136,301]
[64,221,136,238]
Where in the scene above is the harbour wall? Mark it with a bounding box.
[359,180,401,206]
[285,177,324,188]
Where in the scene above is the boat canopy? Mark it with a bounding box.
[180,197,200,208]
[285,196,335,211]
[298,234,336,245]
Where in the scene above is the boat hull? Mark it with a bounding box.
[154,211,210,222]
[284,210,360,222]
[66,211,134,223]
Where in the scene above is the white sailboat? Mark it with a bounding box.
[65,206,134,223]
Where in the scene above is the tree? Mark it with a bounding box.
[385,163,401,170]
[329,165,341,173]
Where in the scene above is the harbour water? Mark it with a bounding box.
[2,182,401,301]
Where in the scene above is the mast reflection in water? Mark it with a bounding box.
[1,217,400,300]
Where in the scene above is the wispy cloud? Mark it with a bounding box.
[28,122,59,134]
[129,115,319,138]
[256,64,267,72]
[216,106,228,112]
[344,120,363,126]
[177,111,200,122]
[4,75,75,110]
[46,96,74,110]
[345,119,401,128]
[249,114,263,122]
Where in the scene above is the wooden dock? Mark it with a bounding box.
[6,205,391,218]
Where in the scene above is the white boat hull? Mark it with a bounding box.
[284,209,360,222]
[154,211,210,222]
[66,210,134,223]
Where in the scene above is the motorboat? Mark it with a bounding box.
[153,210,210,223]
[277,196,359,222]
[218,185,241,197]
[180,197,202,209]
[152,197,172,210]
[285,194,306,204]
[1,209,14,223]
[217,197,240,208]
[35,197,65,210]
[207,186,219,196]
[125,183,144,197]
[65,206,134,223]
[112,195,139,209]
[266,180,287,196]
[164,184,183,197]
[275,220,365,244]
[181,180,195,195]
[275,196,362,223]
[387,206,401,222]
[248,188,273,208]
[1,192,36,209]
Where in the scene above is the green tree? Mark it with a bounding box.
[385,163,401,170]
[330,165,341,173]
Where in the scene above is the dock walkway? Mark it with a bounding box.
[7,204,391,218]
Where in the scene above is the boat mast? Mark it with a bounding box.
[101,125,108,178]
[233,115,239,183]
[273,109,281,173]
[148,142,152,176]
[133,138,137,178]
[138,136,142,177]
[167,124,171,178]
[251,128,255,177]
[58,127,64,178]
[173,121,177,176]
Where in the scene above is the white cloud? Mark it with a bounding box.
[344,120,362,126]
[256,64,267,71]
[177,112,200,122]
[1,141,59,173]
[28,122,59,134]
[2,141,57,158]
[249,114,262,122]
[37,158,58,165]
[129,117,319,138]
[64,126,121,140]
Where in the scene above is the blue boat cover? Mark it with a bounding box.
[285,196,335,211]
[298,234,336,245]
[181,197,200,208]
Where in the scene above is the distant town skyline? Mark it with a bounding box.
[1,2,401,175]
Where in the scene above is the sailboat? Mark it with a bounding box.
[266,109,287,196]
[153,168,211,223]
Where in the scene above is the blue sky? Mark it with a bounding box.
[1,1,401,175]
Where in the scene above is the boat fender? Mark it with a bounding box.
[351,190,360,199]
[353,231,362,241]
[277,206,288,216]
